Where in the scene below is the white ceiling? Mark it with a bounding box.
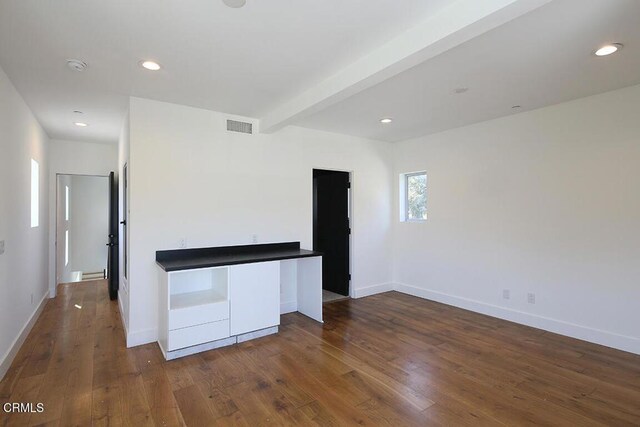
[298,0,640,142]
[0,0,638,145]
[0,0,454,143]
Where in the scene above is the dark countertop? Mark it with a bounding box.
[156,242,322,272]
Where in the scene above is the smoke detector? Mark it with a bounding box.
[66,59,88,72]
[223,0,246,8]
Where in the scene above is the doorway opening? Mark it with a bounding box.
[55,174,115,296]
[313,169,351,303]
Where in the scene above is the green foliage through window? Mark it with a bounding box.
[406,173,427,220]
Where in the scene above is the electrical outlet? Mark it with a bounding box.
[0,240,4,255]
[179,238,187,249]
[252,234,258,243]
[502,289,510,300]
[527,292,536,304]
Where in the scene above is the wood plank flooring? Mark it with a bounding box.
[1,280,639,426]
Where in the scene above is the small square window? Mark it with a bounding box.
[401,171,427,222]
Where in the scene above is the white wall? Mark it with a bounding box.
[393,84,640,354]
[0,65,50,378]
[125,97,393,346]
[68,175,109,275]
[48,139,117,296]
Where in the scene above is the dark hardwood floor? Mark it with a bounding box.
[1,280,639,426]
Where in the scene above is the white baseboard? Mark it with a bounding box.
[353,282,394,298]
[126,328,157,348]
[0,292,49,381]
[281,301,297,314]
[161,336,236,361]
[117,293,129,343]
[395,283,640,355]
[236,326,279,344]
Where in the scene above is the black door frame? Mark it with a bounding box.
[312,168,352,298]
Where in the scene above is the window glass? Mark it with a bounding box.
[404,172,427,221]
[65,185,70,221]
[31,159,39,227]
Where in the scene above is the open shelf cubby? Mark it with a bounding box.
[169,266,228,310]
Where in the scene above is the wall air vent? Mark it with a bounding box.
[226,119,253,134]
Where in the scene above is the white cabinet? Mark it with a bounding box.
[159,260,282,359]
[167,320,230,350]
[169,299,228,331]
[159,266,231,355]
[229,261,280,336]
[157,250,321,360]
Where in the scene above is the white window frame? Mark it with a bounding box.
[400,171,427,222]
[30,159,39,228]
[65,229,69,266]
[65,185,70,221]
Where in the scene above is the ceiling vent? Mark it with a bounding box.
[226,119,253,134]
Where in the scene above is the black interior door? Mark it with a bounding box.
[313,169,350,296]
[107,171,119,300]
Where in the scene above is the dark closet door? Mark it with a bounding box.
[107,171,119,300]
[313,170,350,296]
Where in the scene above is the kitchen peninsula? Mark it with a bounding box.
[156,242,322,360]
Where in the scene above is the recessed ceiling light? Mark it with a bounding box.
[141,60,162,71]
[73,110,83,114]
[223,0,246,8]
[454,87,469,94]
[594,43,623,56]
[66,59,87,72]
[512,105,522,109]
[74,122,88,127]
[380,118,393,124]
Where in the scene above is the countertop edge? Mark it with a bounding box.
[156,251,322,272]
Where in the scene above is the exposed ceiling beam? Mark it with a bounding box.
[259,0,553,134]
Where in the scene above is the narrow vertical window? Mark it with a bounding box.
[65,230,69,266]
[400,171,427,221]
[65,185,70,221]
[31,159,39,228]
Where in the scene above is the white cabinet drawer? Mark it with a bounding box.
[169,300,229,331]
[167,320,230,351]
